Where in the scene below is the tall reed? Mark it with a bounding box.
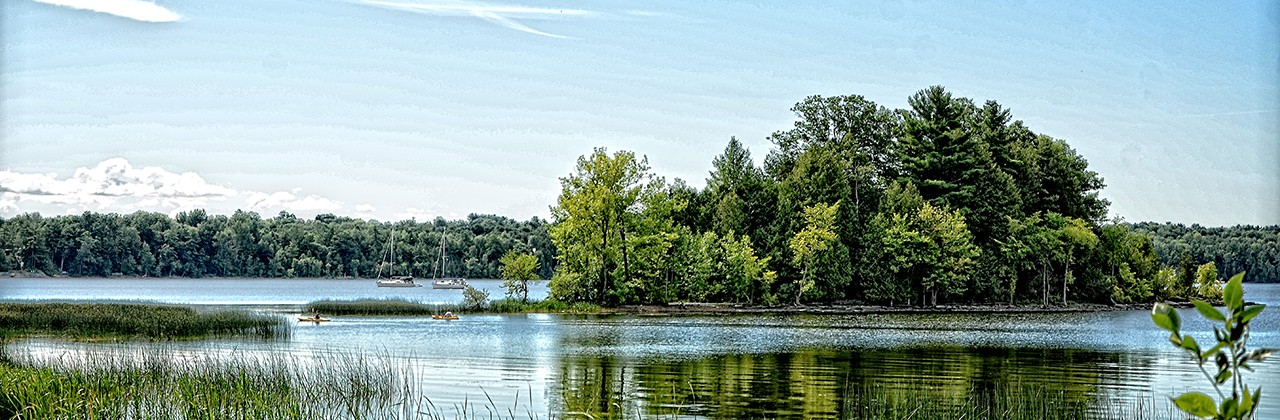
[0,302,289,339]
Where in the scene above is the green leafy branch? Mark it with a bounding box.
[1152,272,1273,419]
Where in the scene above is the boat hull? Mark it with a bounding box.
[298,317,331,322]
[377,281,422,287]
[432,314,459,320]
[432,278,468,289]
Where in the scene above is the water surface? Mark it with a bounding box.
[3,278,1277,418]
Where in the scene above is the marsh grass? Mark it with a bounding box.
[308,298,600,316]
[0,302,289,340]
[0,345,552,420]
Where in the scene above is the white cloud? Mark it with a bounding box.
[360,0,587,39]
[356,204,378,214]
[394,207,437,222]
[245,190,343,213]
[32,0,182,23]
[0,158,348,218]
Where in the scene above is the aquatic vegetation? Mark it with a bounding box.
[0,302,289,339]
[0,346,549,419]
[308,298,600,316]
[308,298,439,316]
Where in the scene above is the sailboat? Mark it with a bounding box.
[431,228,468,290]
[375,228,421,287]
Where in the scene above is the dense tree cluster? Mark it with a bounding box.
[1130,222,1280,283]
[549,86,1208,306]
[0,210,555,280]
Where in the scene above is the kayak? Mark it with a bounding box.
[432,314,459,320]
[298,317,331,322]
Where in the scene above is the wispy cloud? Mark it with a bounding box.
[359,0,588,39]
[0,158,345,217]
[32,0,182,23]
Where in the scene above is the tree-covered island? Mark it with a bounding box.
[2,86,1277,310]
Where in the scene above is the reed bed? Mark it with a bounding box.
[307,298,600,317]
[0,345,551,420]
[307,298,439,316]
[0,302,289,339]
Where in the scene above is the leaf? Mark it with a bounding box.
[1241,385,1252,417]
[1192,300,1226,322]
[1220,398,1238,419]
[1180,335,1201,354]
[1151,303,1180,333]
[1240,304,1266,323]
[1172,392,1218,417]
[1214,368,1232,385]
[1224,272,1244,312]
[1247,348,1274,363]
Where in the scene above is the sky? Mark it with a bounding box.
[1,0,1277,226]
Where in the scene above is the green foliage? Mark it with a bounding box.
[548,147,680,305]
[498,250,539,303]
[1152,272,1273,419]
[789,202,839,305]
[1133,222,1280,284]
[461,286,489,310]
[1197,262,1224,300]
[0,211,555,280]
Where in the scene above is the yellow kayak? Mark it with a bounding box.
[432,314,459,320]
[298,317,331,322]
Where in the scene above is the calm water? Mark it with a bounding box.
[3,278,1278,418]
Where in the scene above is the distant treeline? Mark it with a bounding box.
[1131,222,1280,283]
[0,210,555,280]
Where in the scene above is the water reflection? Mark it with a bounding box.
[553,347,1131,418]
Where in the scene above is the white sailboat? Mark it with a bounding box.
[432,228,468,290]
[376,228,421,287]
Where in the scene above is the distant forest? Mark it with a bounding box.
[4,86,1278,306]
[1131,222,1280,283]
[0,210,555,280]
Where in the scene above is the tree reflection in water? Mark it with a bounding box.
[548,347,1158,419]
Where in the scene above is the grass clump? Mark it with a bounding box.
[308,298,601,316]
[0,302,288,340]
[307,298,438,316]
[486,298,601,314]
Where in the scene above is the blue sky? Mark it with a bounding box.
[2,0,1277,226]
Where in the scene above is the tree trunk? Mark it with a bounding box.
[1062,259,1070,306]
[1041,260,1049,307]
[795,260,807,306]
[620,227,631,296]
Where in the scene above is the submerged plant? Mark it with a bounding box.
[1151,272,1273,419]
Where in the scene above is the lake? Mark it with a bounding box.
[2,277,1278,418]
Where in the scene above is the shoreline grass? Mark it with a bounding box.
[306,298,601,317]
[0,345,550,420]
[0,302,289,340]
